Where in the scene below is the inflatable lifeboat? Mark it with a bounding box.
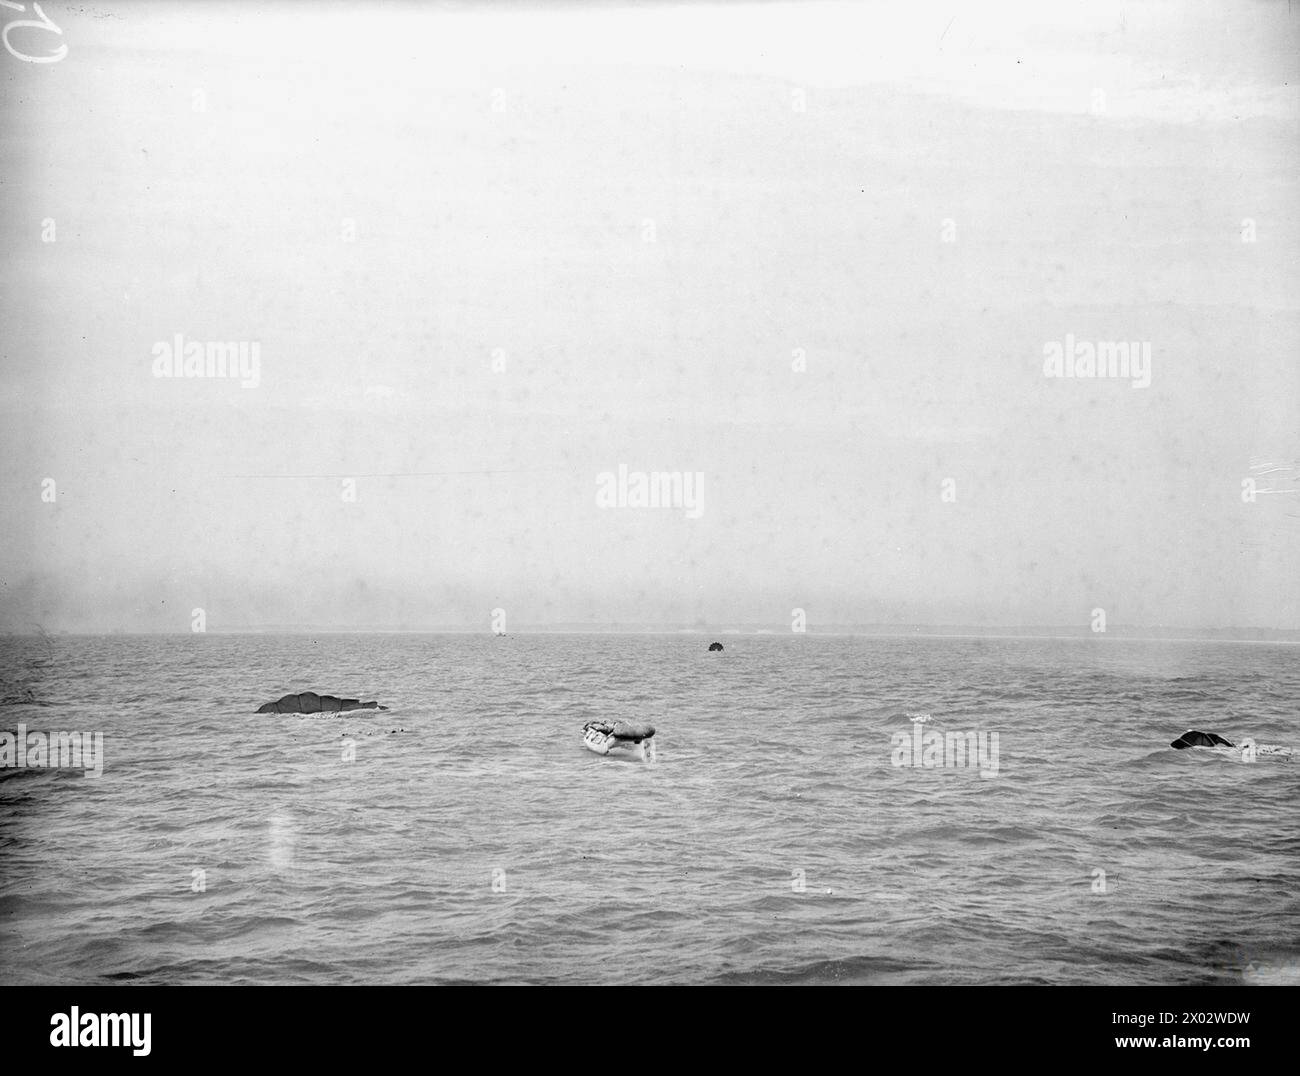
[582,720,656,762]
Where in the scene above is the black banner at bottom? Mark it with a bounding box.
[3,985,1293,1064]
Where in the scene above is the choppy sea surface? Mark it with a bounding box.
[0,633,1296,985]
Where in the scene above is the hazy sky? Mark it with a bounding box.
[1,0,1297,632]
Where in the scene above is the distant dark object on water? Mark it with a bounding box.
[1168,728,1293,761]
[257,692,388,714]
[1170,730,1234,749]
[707,642,724,652]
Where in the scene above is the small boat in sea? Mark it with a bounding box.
[582,720,656,761]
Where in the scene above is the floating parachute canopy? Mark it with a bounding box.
[256,692,387,714]
[707,642,724,651]
[1170,730,1235,750]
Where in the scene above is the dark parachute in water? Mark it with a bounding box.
[1170,730,1235,750]
[707,642,724,652]
[257,692,388,714]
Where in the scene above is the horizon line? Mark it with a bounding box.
[5,627,1299,644]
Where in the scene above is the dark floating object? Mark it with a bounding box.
[1170,729,1235,750]
[707,642,724,651]
[1169,728,1293,761]
[257,692,388,714]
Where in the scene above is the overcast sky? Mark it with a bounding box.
[1,0,1296,632]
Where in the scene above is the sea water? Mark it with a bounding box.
[1,633,1296,985]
